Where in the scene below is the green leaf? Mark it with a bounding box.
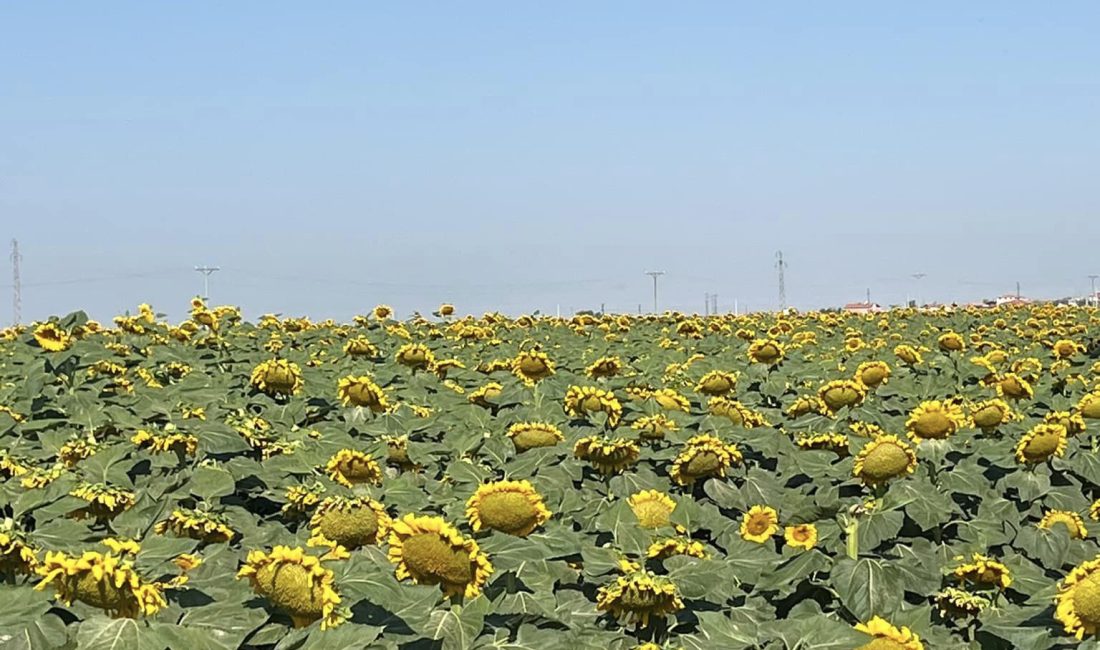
[829,557,903,622]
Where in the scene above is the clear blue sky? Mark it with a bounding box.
[3,2,1098,322]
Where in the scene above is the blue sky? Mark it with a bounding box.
[3,2,1099,322]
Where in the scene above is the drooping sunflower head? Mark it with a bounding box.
[336,375,390,412]
[996,373,1034,401]
[506,421,564,452]
[969,399,1016,431]
[281,482,327,519]
[647,537,707,560]
[387,514,493,599]
[1079,392,1100,419]
[694,370,738,396]
[707,396,768,428]
[323,449,382,487]
[1056,555,1100,640]
[1015,423,1068,464]
[343,337,379,358]
[1053,338,1085,359]
[1039,510,1088,539]
[154,508,236,544]
[853,616,924,650]
[1046,411,1087,436]
[631,414,679,440]
[786,395,826,418]
[952,553,1012,589]
[468,382,503,408]
[935,587,989,619]
[650,388,690,413]
[905,400,966,442]
[628,490,676,529]
[511,350,555,383]
[573,436,640,475]
[69,483,136,521]
[563,386,623,428]
[395,343,435,370]
[747,339,785,365]
[596,571,684,628]
[669,434,743,485]
[783,523,818,550]
[438,303,455,316]
[33,322,72,352]
[853,435,917,486]
[237,545,345,629]
[0,524,39,575]
[855,361,891,389]
[795,432,850,456]
[818,379,867,414]
[739,505,779,544]
[938,331,966,352]
[465,480,551,537]
[35,543,167,618]
[308,496,391,549]
[585,355,624,379]
[893,344,924,366]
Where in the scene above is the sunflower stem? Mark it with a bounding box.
[845,519,859,559]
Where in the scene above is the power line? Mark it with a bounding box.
[10,239,20,325]
[775,251,787,310]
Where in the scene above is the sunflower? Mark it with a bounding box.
[647,537,707,560]
[0,525,39,575]
[372,304,393,320]
[669,434,743,485]
[563,386,623,428]
[852,436,917,486]
[511,350,555,384]
[506,422,564,452]
[628,490,676,528]
[1046,411,1087,436]
[35,542,167,618]
[855,361,891,389]
[650,388,690,413]
[343,337,379,357]
[69,483,136,521]
[818,379,867,414]
[58,436,98,466]
[786,395,826,418]
[952,553,1012,589]
[466,480,551,537]
[996,373,1034,400]
[131,428,198,455]
[969,399,1016,432]
[1039,510,1088,539]
[1091,500,1100,522]
[395,343,435,370]
[1015,423,1067,464]
[1057,555,1100,639]
[282,482,327,519]
[694,370,738,396]
[853,616,924,650]
[309,496,391,549]
[739,505,779,543]
[155,508,236,543]
[1053,338,1085,359]
[938,331,966,352]
[336,375,390,412]
[596,572,684,627]
[631,414,678,440]
[32,322,71,352]
[584,355,623,379]
[237,545,345,629]
[323,449,382,487]
[387,514,493,598]
[905,400,966,442]
[707,396,768,427]
[573,436,640,475]
[468,382,503,409]
[784,523,818,550]
[795,432,849,455]
[1079,392,1100,419]
[747,339,785,365]
[935,587,988,619]
[893,344,923,366]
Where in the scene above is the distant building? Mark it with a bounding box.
[843,301,883,314]
[995,294,1032,307]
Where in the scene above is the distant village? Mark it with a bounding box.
[841,292,1100,314]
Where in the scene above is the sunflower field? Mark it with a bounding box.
[5,300,1100,649]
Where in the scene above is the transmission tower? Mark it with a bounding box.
[645,271,665,313]
[10,239,20,325]
[775,251,787,310]
[194,265,220,301]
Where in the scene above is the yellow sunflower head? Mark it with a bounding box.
[35,542,167,618]
[323,449,382,487]
[563,386,623,428]
[1057,555,1100,639]
[786,396,826,418]
[905,400,966,442]
[935,587,988,619]
[336,375,390,412]
[438,303,455,316]
[506,421,564,452]
[343,337,379,357]
[308,496,391,550]
[952,553,1012,589]
[395,343,435,370]
[1046,411,1087,436]
[1079,392,1100,419]
[628,490,676,529]
[511,350,555,383]
[853,616,924,650]
[1053,338,1085,359]
[818,379,867,414]
[783,523,818,550]
[33,322,72,352]
[747,339,785,365]
[694,370,738,396]
[468,382,503,408]
[739,505,779,544]
[647,537,707,560]
[0,524,40,576]
[372,304,393,320]
[585,355,624,379]
[795,433,850,456]
[669,434,743,485]
[69,483,136,521]
[1039,510,1088,539]
[1015,423,1068,464]
[596,571,684,628]
[237,545,345,629]
[853,435,917,486]
[937,331,966,352]
[996,373,1034,401]
[154,508,236,544]
[630,414,679,440]
[573,436,640,475]
[969,399,1016,431]
[855,361,891,389]
[707,396,768,428]
[249,359,303,397]
[650,388,690,413]
[466,480,551,537]
[387,514,493,599]
[893,344,923,366]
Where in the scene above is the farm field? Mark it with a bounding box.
[4,301,1100,649]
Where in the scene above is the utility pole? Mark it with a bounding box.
[1016,281,1021,300]
[912,273,926,308]
[10,239,20,326]
[866,288,871,304]
[1089,275,1098,306]
[194,265,220,302]
[704,293,710,316]
[711,293,718,315]
[775,251,787,310]
[645,271,665,313]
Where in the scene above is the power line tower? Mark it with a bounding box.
[10,239,20,325]
[1089,274,1098,306]
[194,265,220,301]
[645,271,665,313]
[775,251,787,310]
